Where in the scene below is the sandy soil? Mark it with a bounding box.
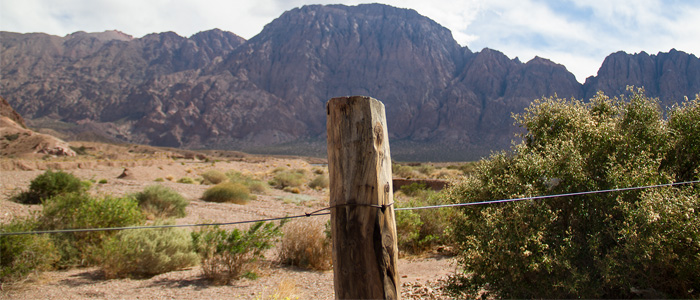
[0,151,458,299]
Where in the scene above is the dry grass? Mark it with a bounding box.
[278,219,332,271]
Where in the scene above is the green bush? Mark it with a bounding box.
[13,170,85,204]
[606,187,700,298]
[308,174,329,190]
[1,218,59,284]
[226,171,268,194]
[269,169,306,189]
[201,170,227,185]
[192,222,283,284]
[39,193,145,267]
[399,182,430,197]
[202,182,250,204]
[395,192,456,254]
[447,89,700,298]
[98,224,199,279]
[177,177,195,184]
[134,185,189,218]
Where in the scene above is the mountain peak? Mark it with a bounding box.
[66,30,133,41]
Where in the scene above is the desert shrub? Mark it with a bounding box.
[269,169,306,189]
[393,164,418,179]
[13,169,85,204]
[226,171,268,194]
[399,182,430,197]
[447,90,700,298]
[0,218,60,284]
[201,170,227,185]
[38,193,144,267]
[395,192,456,254]
[605,187,700,298]
[666,96,700,181]
[134,185,189,218]
[202,182,250,204]
[283,186,301,194]
[69,145,88,155]
[177,177,195,184]
[447,162,478,176]
[4,133,20,141]
[191,222,283,284]
[308,174,329,190]
[278,219,332,270]
[416,164,435,176]
[98,179,108,184]
[154,177,165,182]
[98,224,198,279]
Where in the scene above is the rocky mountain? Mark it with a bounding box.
[1,4,698,161]
[1,96,76,157]
[583,49,700,107]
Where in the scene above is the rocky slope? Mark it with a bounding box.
[1,4,698,160]
[1,96,76,157]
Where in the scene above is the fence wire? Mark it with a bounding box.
[2,180,698,237]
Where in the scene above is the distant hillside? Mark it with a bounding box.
[1,4,698,161]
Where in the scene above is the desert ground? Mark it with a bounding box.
[1,142,457,299]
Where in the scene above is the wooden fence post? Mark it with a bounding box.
[326,96,400,299]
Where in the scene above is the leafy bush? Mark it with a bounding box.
[308,174,329,190]
[269,169,306,189]
[39,193,144,267]
[202,182,250,204]
[278,219,332,270]
[447,90,700,298]
[606,187,700,298]
[395,191,456,254]
[13,170,85,204]
[98,224,198,279]
[1,218,59,284]
[399,182,430,197]
[134,185,189,218]
[192,222,283,284]
[201,170,227,185]
[226,171,268,194]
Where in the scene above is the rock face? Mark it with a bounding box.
[583,49,700,108]
[0,97,76,157]
[1,96,26,128]
[1,4,698,160]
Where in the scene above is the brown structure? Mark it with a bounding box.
[326,96,400,299]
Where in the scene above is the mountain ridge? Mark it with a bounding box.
[1,4,699,161]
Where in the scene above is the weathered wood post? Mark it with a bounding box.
[326,96,400,299]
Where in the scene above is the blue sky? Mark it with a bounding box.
[2,0,699,82]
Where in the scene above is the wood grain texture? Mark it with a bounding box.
[326,96,399,299]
